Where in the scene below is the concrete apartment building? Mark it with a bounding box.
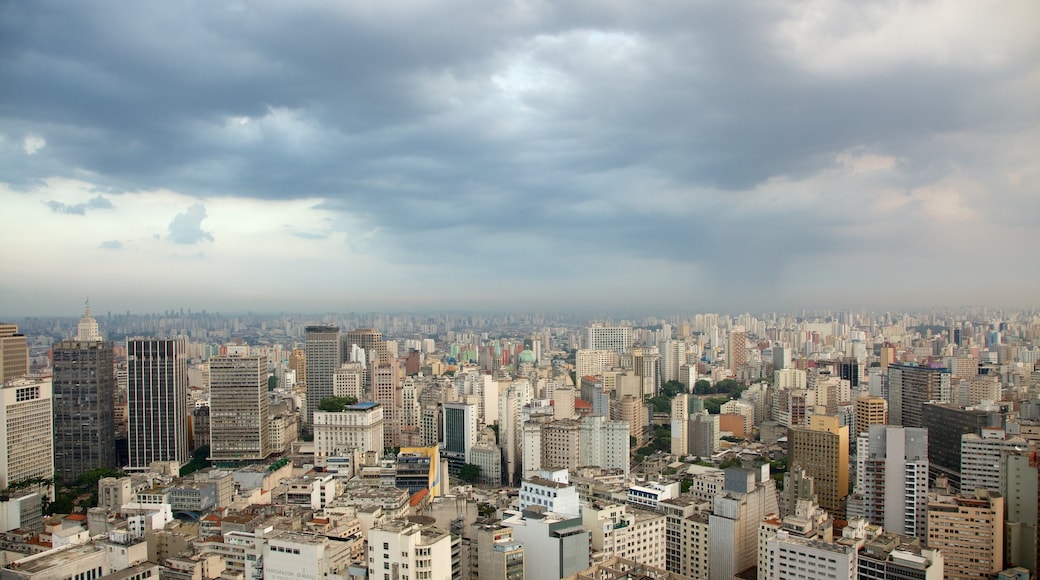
[926,489,1004,580]
[208,353,272,463]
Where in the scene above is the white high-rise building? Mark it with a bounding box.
[575,349,618,381]
[127,338,189,470]
[502,508,590,580]
[671,394,690,457]
[0,376,53,491]
[847,425,929,541]
[586,325,631,356]
[659,339,686,384]
[582,502,666,568]
[209,353,272,462]
[960,428,1025,495]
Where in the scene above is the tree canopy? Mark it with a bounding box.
[458,463,481,483]
[318,396,359,412]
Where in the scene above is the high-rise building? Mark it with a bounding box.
[671,394,689,457]
[502,507,590,580]
[0,323,29,384]
[847,425,928,540]
[632,346,662,397]
[853,396,887,436]
[708,467,780,580]
[126,338,189,470]
[371,359,400,449]
[926,489,1004,580]
[787,414,849,518]
[586,324,631,356]
[443,402,478,465]
[1003,448,1040,574]
[728,326,747,373]
[582,502,666,569]
[921,402,1004,491]
[887,363,951,428]
[343,328,388,366]
[960,427,1024,495]
[574,349,617,381]
[304,326,340,425]
[52,336,116,483]
[288,348,306,387]
[0,376,54,491]
[689,410,719,459]
[208,353,271,463]
[857,530,944,579]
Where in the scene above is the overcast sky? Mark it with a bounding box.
[2,0,1038,316]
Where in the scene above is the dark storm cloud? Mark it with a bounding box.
[2,0,1038,307]
[167,204,214,245]
[43,195,114,215]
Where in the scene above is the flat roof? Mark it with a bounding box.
[348,402,380,410]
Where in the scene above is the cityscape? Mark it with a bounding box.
[3,1,1039,579]
[0,306,1039,579]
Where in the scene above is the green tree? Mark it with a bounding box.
[648,396,671,413]
[318,396,359,412]
[661,380,687,398]
[694,379,712,395]
[458,463,482,483]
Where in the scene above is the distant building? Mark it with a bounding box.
[888,364,951,428]
[0,324,28,384]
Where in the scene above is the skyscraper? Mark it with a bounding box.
[126,338,189,470]
[209,352,271,462]
[304,325,340,425]
[343,328,388,366]
[52,306,116,483]
[728,326,747,373]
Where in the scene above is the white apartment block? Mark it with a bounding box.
[519,470,580,517]
[576,349,619,381]
[582,502,667,569]
[847,425,929,541]
[367,519,455,580]
[960,428,1025,495]
[586,325,631,356]
[0,376,53,491]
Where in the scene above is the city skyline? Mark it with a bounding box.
[2,1,1038,315]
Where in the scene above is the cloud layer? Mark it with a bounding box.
[1,0,1038,315]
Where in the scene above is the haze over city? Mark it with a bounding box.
[2,0,1038,315]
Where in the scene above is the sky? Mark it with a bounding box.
[2,0,1038,316]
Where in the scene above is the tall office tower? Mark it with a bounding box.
[616,394,647,444]
[126,338,189,470]
[659,339,685,384]
[879,344,897,369]
[728,326,747,373]
[960,427,1024,495]
[574,349,617,380]
[671,393,690,456]
[442,402,477,467]
[887,363,951,428]
[1004,448,1040,574]
[708,467,780,580]
[343,328,388,366]
[787,414,849,518]
[772,345,790,370]
[498,380,532,485]
[371,359,400,449]
[470,521,525,580]
[208,353,271,462]
[586,324,631,356]
[288,348,306,387]
[926,489,1004,580]
[847,425,928,540]
[368,520,456,580]
[0,376,54,490]
[304,325,340,425]
[0,324,29,384]
[853,395,888,436]
[52,307,116,483]
[632,346,662,397]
